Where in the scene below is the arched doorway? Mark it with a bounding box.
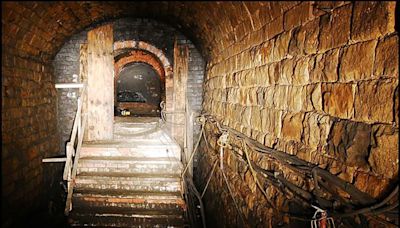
[115,62,162,116]
[113,41,173,116]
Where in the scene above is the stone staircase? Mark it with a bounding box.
[68,118,188,227]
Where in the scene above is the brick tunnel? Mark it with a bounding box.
[1,2,399,228]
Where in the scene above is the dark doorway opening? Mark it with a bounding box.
[115,62,162,117]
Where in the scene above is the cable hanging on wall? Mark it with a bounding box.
[194,113,398,227]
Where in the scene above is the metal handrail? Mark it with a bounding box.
[42,81,87,215]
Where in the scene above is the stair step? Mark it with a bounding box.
[77,157,182,175]
[70,118,187,227]
[74,189,183,201]
[69,212,185,227]
[110,137,164,142]
[80,146,181,159]
[75,173,182,192]
[79,156,179,162]
[71,188,187,227]
[82,143,180,149]
[73,195,186,212]
[113,125,159,132]
[71,212,183,219]
[78,172,181,179]
[113,132,165,140]
[72,204,183,216]
[114,121,159,127]
[113,125,161,131]
[112,124,172,141]
[78,156,181,163]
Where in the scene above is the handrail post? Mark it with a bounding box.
[76,98,82,149]
[63,142,73,180]
[45,80,87,215]
[65,114,87,215]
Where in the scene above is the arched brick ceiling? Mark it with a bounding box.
[2,1,299,62]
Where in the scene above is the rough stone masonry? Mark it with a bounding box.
[197,1,398,227]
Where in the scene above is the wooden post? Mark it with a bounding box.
[77,98,81,140]
[86,24,114,141]
[79,43,89,141]
[172,40,189,147]
[63,142,73,180]
[65,115,87,215]
[186,109,194,176]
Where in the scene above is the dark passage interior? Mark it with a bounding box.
[1,2,399,228]
[115,62,162,116]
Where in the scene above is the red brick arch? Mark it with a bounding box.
[113,40,173,113]
[114,50,166,83]
[114,40,172,76]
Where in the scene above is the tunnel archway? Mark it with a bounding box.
[2,2,398,228]
[113,41,172,118]
[115,62,162,116]
[113,40,174,114]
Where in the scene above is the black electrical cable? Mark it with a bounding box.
[201,115,399,224]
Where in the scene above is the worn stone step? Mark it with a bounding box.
[111,136,163,142]
[71,185,187,227]
[113,131,165,140]
[80,146,181,159]
[113,121,159,127]
[113,125,159,132]
[75,173,182,192]
[74,188,183,201]
[77,172,182,178]
[71,223,187,228]
[113,124,170,140]
[77,157,183,175]
[81,141,180,148]
[71,211,183,219]
[114,125,156,129]
[72,205,183,216]
[113,131,163,138]
[73,194,186,212]
[69,212,185,227]
[113,124,161,131]
[71,118,187,227]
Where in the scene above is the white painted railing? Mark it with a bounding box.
[55,83,85,89]
[63,86,87,215]
[42,82,87,215]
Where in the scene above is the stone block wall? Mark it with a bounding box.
[198,1,398,227]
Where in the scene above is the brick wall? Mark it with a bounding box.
[198,1,398,227]
[53,30,87,154]
[2,50,59,226]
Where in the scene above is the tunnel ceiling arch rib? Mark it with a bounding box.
[2,1,295,62]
